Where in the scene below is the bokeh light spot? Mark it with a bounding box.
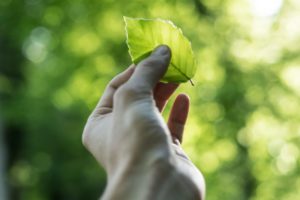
[22,27,51,63]
[280,65,300,96]
[249,0,283,17]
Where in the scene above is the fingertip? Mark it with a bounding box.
[174,94,190,116]
[176,93,190,101]
[127,45,172,90]
[152,45,171,57]
[168,93,190,143]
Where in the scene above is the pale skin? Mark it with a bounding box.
[82,45,205,200]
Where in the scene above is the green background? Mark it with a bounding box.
[1,0,300,199]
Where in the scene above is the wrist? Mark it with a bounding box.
[105,126,172,177]
[103,147,173,199]
[102,148,202,200]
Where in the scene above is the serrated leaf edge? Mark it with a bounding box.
[124,16,196,83]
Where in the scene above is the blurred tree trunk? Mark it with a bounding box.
[0,117,8,200]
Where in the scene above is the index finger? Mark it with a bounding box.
[153,82,179,112]
[93,65,135,116]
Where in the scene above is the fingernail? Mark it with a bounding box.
[152,45,170,56]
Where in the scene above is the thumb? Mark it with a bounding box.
[127,45,171,91]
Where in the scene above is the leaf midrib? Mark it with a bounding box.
[132,50,193,85]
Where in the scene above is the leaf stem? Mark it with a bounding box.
[170,62,193,85]
[189,79,194,86]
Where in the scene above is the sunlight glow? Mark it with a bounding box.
[249,0,283,17]
[276,143,299,174]
[23,27,51,63]
[281,66,300,96]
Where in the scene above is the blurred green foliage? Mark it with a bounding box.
[1,0,300,199]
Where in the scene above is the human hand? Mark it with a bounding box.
[82,45,205,199]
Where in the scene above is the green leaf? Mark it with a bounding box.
[124,16,197,85]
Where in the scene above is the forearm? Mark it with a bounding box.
[101,158,201,200]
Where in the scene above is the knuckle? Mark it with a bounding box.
[107,77,119,90]
[82,130,88,148]
[82,121,92,148]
